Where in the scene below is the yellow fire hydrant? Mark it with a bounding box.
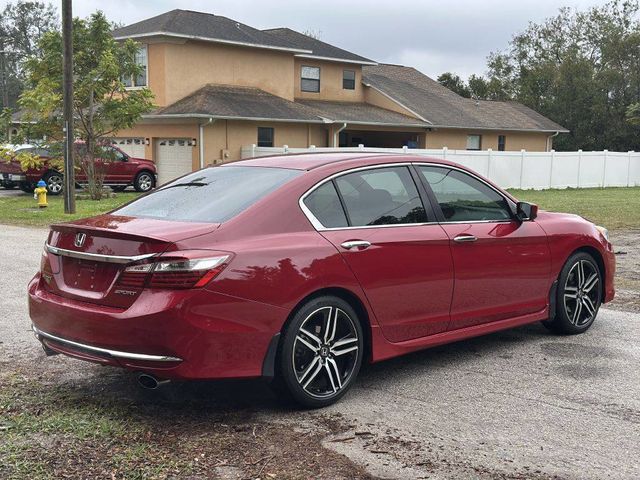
[34,180,48,208]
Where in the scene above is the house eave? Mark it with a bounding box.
[428,125,569,134]
[294,54,378,66]
[142,113,325,124]
[113,32,313,54]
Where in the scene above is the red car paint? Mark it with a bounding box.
[28,153,615,381]
[0,144,156,190]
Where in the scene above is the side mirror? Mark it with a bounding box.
[516,201,538,221]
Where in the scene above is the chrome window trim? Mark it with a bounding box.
[298,162,516,231]
[46,243,156,264]
[32,325,183,363]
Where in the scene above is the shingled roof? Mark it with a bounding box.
[112,9,310,53]
[263,28,376,65]
[152,85,323,122]
[296,99,428,127]
[363,64,568,132]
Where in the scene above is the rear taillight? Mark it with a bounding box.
[117,254,230,290]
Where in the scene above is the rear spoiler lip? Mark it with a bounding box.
[45,243,156,264]
[49,216,221,244]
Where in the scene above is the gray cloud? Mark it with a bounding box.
[3,0,607,79]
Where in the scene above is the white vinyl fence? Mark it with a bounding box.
[241,145,640,190]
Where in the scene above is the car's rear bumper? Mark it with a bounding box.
[2,173,26,182]
[28,273,288,380]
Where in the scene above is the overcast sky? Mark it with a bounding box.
[4,0,608,79]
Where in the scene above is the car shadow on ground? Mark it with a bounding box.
[58,321,552,418]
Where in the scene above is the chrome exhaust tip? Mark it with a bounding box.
[137,373,170,390]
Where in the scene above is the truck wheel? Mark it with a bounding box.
[43,171,64,195]
[134,171,154,192]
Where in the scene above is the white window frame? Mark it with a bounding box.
[466,134,482,151]
[123,45,149,90]
[301,65,321,93]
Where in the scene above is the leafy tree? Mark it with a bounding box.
[0,1,57,108]
[437,72,471,97]
[484,0,640,151]
[441,1,640,151]
[19,11,154,200]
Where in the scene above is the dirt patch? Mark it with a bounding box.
[0,362,376,480]
[609,230,640,312]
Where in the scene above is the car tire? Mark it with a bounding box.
[110,186,127,192]
[277,295,363,408]
[542,252,603,335]
[3,181,16,189]
[43,171,64,195]
[134,171,154,192]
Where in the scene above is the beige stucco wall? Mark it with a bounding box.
[426,129,550,151]
[202,120,329,163]
[363,86,422,119]
[294,59,364,102]
[147,40,296,106]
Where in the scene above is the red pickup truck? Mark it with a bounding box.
[1,144,157,194]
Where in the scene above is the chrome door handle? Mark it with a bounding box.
[453,235,477,243]
[341,240,371,250]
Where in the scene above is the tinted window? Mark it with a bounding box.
[257,127,274,147]
[116,166,301,223]
[418,166,512,222]
[303,181,348,228]
[343,70,355,90]
[335,166,427,226]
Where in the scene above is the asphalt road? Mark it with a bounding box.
[1,224,639,479]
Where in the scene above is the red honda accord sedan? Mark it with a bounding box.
[29,153,615,407]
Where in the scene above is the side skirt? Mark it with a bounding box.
[370,308,548,363]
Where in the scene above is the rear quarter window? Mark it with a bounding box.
[115,166,301,223]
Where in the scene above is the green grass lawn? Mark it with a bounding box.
[508,187,640,230]
[0,191,141,227]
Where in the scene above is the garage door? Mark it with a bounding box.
[156,138,195,186]
[109,138,146,158]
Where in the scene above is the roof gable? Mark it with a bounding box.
[112,9,311,53]
[263,27,376,65]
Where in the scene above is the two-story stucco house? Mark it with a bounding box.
[108,9,567,184]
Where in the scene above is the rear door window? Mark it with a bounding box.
[333,166,427,226]
[303,181,348,228]
[115,166,301,223]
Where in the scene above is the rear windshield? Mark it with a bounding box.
[115,166,301,223]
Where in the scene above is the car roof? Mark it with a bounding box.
[229,152,456,171]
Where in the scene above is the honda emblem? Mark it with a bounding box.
[74,233,87,248]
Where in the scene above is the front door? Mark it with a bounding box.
[415,165,551,330]
[302,165,454,343]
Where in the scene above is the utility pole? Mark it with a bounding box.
[0,36,9,109]
[62,0,75,214]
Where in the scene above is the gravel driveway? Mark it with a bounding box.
[1,224,639,479]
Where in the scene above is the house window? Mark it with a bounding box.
[466,134,482,150]
[498,135,506,151]
[123,46,148,88]
[257,127,274,147]
[301,66,320,93]
[343,70,356,90]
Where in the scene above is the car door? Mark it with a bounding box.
[415,164,551,331]
[301,165,454,343]
[102,146,132,184]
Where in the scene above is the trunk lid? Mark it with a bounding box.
[43,214,219,308]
